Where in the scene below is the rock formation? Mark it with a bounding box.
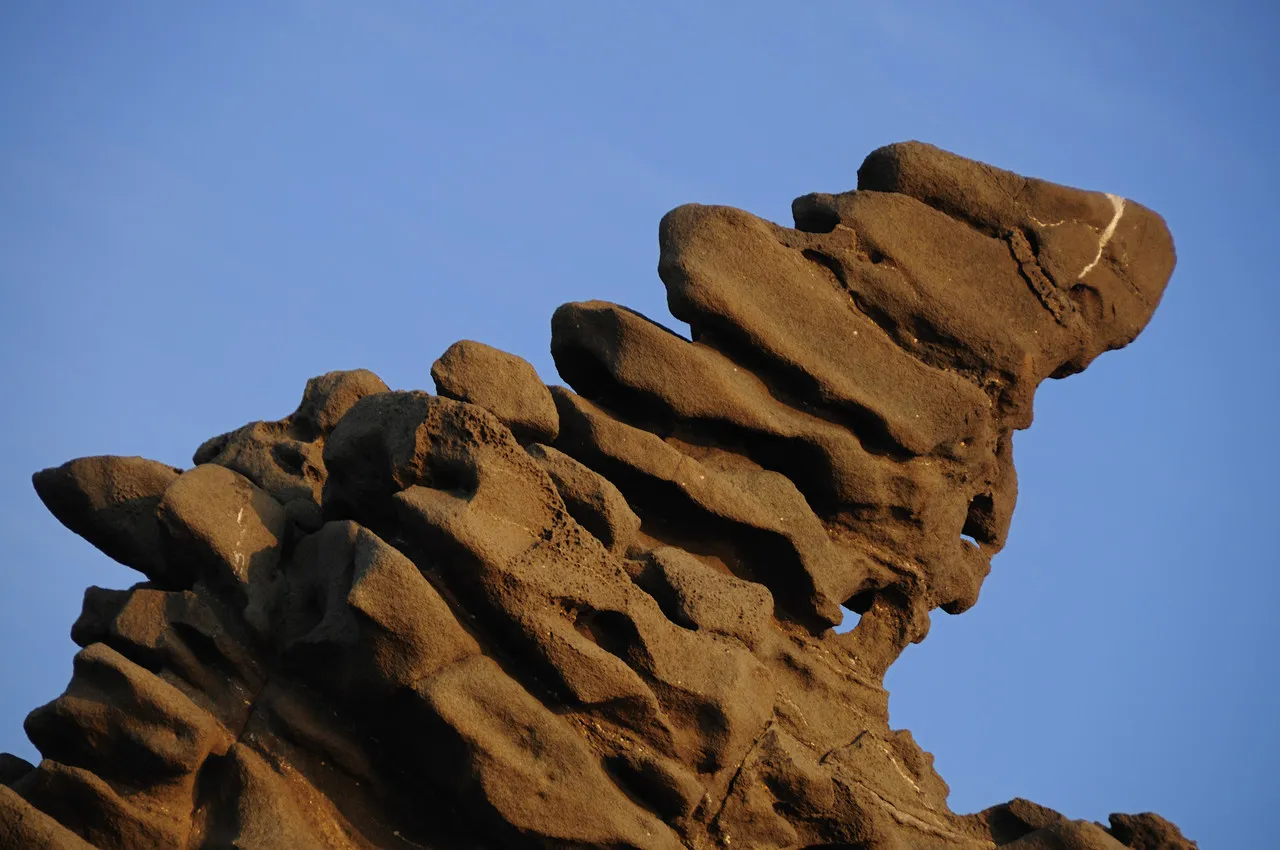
[1,142,1196,849]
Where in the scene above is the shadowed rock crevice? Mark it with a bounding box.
[3,142,1194,849]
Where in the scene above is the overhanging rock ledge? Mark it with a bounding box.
[2,142,1194,850]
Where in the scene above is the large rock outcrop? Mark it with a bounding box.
[2,143,1194,849]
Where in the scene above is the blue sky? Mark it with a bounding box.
[1,3,1275,846]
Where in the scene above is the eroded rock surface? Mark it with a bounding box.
[4,142,1194,849]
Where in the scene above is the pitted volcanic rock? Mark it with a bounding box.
[3,142,1195,849]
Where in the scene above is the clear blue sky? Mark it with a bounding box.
[1,3,1275,846]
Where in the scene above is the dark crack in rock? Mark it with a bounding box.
[3,142,1195,850]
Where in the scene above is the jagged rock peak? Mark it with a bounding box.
[3,142,1191,849]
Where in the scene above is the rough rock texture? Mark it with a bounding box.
[432,340,559,445]
[5,142,1195,849]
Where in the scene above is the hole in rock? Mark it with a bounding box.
[573,607,643,667]
[834,589,876,634]
[426,456,478,497]
[835,605,862,634]
[845,589,877,614]
[962,493,995,546]
[270,441,309,477]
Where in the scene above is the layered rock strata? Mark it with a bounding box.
[2,143,1194,849]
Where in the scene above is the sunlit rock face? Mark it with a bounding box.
[2,143,1195,850]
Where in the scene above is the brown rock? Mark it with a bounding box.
[416,654,683,849]
[292,368,390,438]
[193,421,325,519]
[552,385,858,629]
[0,785,96,849]
[1002,820,1130,849]
[31,456,180,585]
[526,441,641,553]
[157,464,287,637]
[280,520,481,694]
[9,142,1185,850]
[200,743,367,850]
[1108,811,1200,849]
[23,643,232,788]
[0,753,33,787]
[192,369,390,535]
[432,339,559,444]
[856,141,1175,362]
[635,546,773,650]
[984,797,1069,843]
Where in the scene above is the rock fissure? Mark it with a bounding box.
[1006,228,1075,326]
[842,776,983,844]
[706,715,778,834]
[1079,193,1126,280]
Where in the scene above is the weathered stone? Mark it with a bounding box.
[293,368,390,438]
[0,785,96,849]
[157,464,287,636]
[8,142,1188,850]
[0,753,33,787]
[432,340,558,444]
[31,456,180,585]
[192,368,390,535]
[526,441,641,553]
[1107,812,1200,850]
